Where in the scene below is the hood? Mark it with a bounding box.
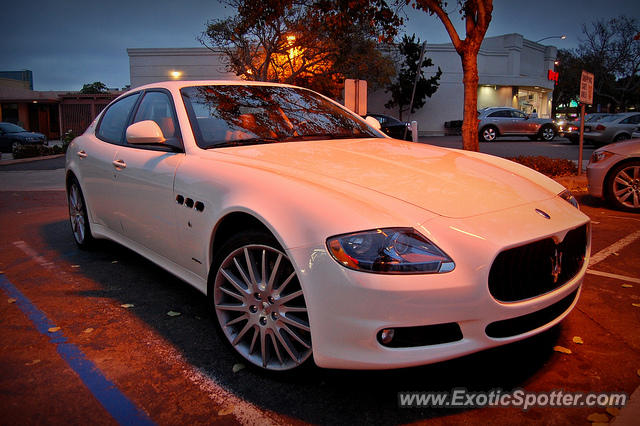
[216,138,559,218]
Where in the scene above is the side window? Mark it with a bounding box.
[132,91,181,147]
[96,94,140,144]
[624,114,640,125]
[488,110,509,118]
[511,110,526,119]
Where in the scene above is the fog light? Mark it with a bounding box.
[379,328,395,344]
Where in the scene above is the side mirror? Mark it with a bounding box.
[126,120,166,145]
[365,116,382,131]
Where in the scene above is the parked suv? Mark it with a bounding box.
[477,107,557,142]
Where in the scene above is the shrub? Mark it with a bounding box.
[11,143,68,159]
[507,156,578,177]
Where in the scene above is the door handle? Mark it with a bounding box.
[77,150,87,158]
[112,159,126,169]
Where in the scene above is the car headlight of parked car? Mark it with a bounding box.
[590,150,614,164]
[559,189,579,209]
[327,227,455,274]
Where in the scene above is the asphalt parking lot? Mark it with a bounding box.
[0,148,639,425]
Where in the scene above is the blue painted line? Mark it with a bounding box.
[0,275,155,426]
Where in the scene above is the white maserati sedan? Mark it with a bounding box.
[65,81,591,372]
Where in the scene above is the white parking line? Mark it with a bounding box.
[586,269,640,284]
[589,230,640,267]
[13,241,55,270]
[9,239,286,425]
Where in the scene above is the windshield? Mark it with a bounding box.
[0,123,26,133]
[181,85,381,149]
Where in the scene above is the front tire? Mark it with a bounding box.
[67,178,94,248]
[210,230,312,372]
[480,126,498,142]
[606,160,640,212]
[539,125,556,141]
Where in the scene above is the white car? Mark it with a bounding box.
[66,81,590,372]
[587,139,640,212]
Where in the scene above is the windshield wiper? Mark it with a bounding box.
[206,137,281,148]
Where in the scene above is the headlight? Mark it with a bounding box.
[559,189,579,209]
[327,227,455,274]
[590,150,613,163]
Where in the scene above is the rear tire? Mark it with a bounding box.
[613,133,631,142]
[67,177,94,249]
[480,126,498,142]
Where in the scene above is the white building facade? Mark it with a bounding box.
[128,33,557,135]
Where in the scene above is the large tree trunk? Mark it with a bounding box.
[461,52,479,151]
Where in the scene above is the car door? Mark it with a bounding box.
[509,110,531,134]
[486,110,512,134]
[79,92,141,233]
[112,90,185,261]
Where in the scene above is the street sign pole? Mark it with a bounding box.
[578,103,585,175]
[578,70,594,176]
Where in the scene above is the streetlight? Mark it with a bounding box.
[535,35,567,43]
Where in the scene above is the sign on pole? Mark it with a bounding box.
[580,71,594,105]
[578,70,594,175]
[344,79,367,115]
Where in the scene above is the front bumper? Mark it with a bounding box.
[288,197,590,369]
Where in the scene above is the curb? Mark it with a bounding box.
[0,154,65,166]
[552,174,588,192]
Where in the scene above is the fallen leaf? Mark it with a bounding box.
[16,211,22,214]
[217,406,234,416]
[71,265,80,268]
[48,327,61,333]
[111,260,118,264]
[637,368,640,377]
[573,336,584,345]
[7,298,16,304]
[622,284,633,288]
[605,407,620,417]
[553,346,572,354]
[232,363,245,373]
[120,303,134,308]
[613,252,619,256]
[83,328,94,334]
[25,359,41,366]
[167,311,181,317]
[632,303,640,308]
[586,413,609,423]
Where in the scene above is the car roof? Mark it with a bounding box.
[129,80,298,92]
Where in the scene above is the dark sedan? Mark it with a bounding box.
[0,122,47,153]
[365,113,412,141]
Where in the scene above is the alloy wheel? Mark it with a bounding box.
[482,127,497,142]
[541,127,555,141]
[68,183,86,244]
[214,244,312,371]
[612,164,640,210]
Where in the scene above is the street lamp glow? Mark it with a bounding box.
[535,35,567,43]
[170,70,182,79]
